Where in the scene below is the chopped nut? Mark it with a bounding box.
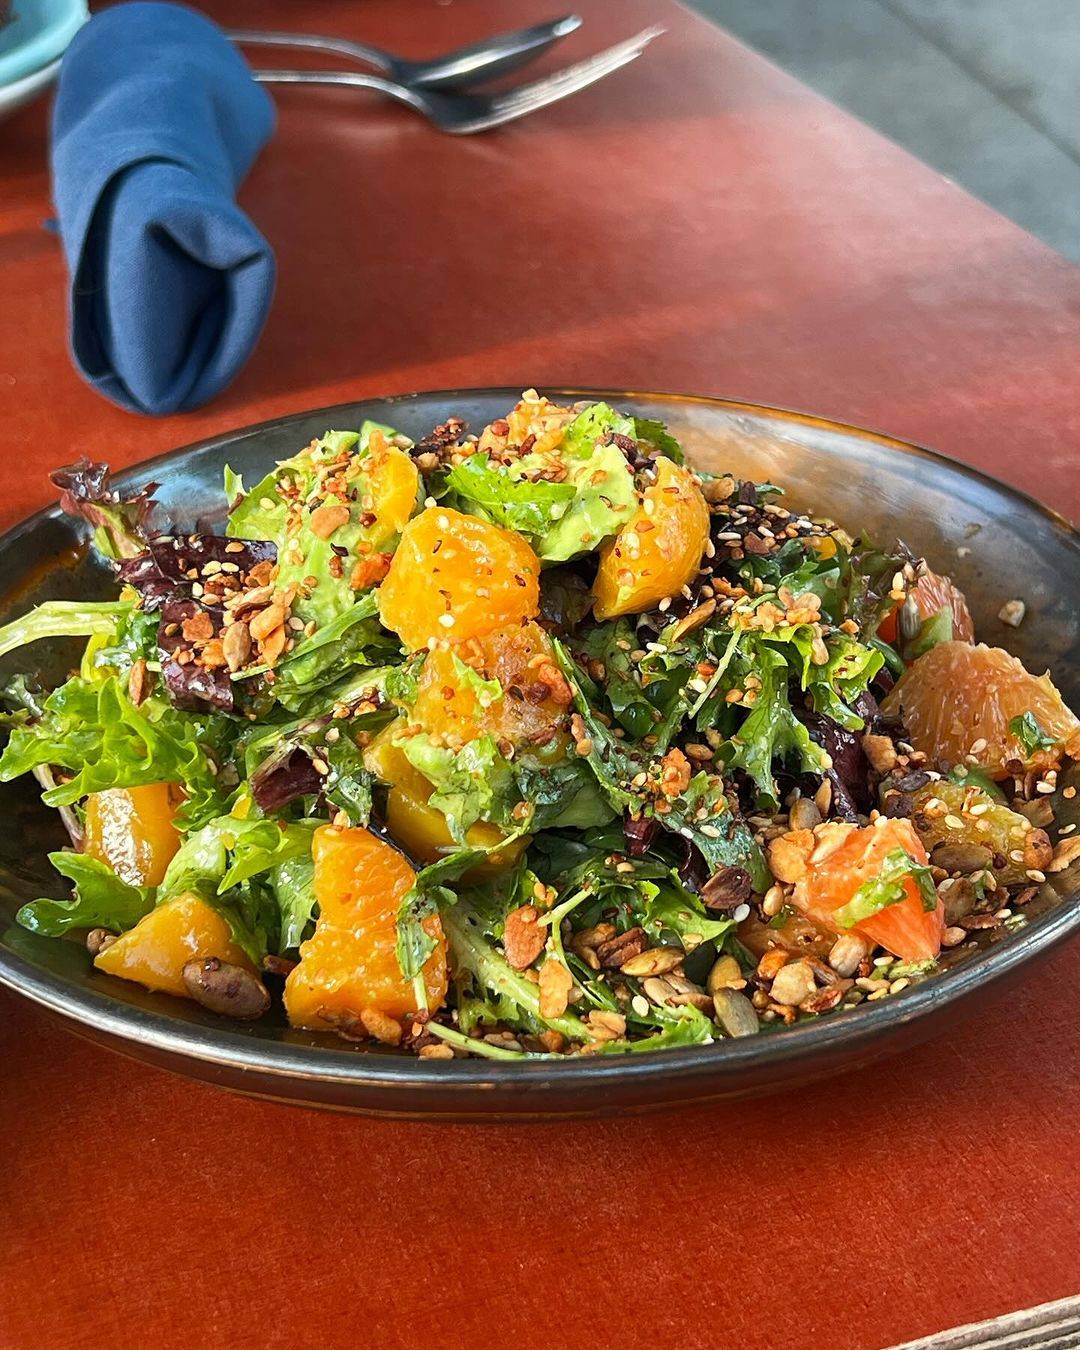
[998,598,1026,627]
[249,603,287,642]
[538,958,573,1019]
[827,932,869,978]
[309,502,352,539]
[620,946,683,977]
[595,926,647,969]
[670,599,717,642]
[800,985,843,1014]
[767,829,814,884]
[756,947,789,982]
[86,927,116,956]
[1048,835,1080,872]
[260,624,288,667]
[658,747,692,798]
[502,904,546,970]
[418,1042,455,1059]
[359,1007,403,1045]
[199,638,227,669]
[702,475,736,503]
[1023,828,1054,871]
[862,733,898,774]
[222,620,252,672]
[586,1010,626,1042]
[768,959,817,1006]
[181,610,214,643]
[127,657,149,706]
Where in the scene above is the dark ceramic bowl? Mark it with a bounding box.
[1,390,1078,1120]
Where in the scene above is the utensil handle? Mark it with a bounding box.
[228,29,392,74]
[252,68,428,116]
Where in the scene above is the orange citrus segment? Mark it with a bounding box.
[409,621,570,753]
[361,443,420,550]
[878,569,974,645]
[592,459,710,620]
[882,641,1080,778]
[378,506,541,651]
[785,819,944,962]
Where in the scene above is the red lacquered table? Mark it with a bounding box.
[1,3,1078,1347]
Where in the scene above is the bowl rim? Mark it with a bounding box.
[1,386,1078,1096]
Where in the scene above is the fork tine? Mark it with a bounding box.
[476,26,665,130]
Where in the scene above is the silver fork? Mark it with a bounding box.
[254,27,663,134]
[228,15,582,90]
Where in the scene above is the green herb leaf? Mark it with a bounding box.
[17,853,152,937]
[446,453,576,536]
[399,733,515,841]
[441,902,591,1040]
[0,675,233,830]
[0,600,130,662]
[657,772,771,891]
[272,853,317,951]
[632,416,684,464]
[833,847,937,928]
[1008,711,1057,756]
[639,884,734,947]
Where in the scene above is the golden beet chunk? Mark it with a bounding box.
[284,824,448,1034]
[378,506,540,651]
[94,892,253,997]
[84,783,182,887]
[363,727,527,874]
[592,459,709,620]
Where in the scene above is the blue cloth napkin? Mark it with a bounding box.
[51,2,276,416]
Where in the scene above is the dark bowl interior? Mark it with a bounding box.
[1,389,1078,1120]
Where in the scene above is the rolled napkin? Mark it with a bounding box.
[51,1,276,415]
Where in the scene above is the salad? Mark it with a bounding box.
[2,391,1078,1061]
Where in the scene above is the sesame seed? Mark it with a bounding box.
[732,903,750,922]
[1026,869,1046,882]
[632,995,650,1017]
[438,614,456,628]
